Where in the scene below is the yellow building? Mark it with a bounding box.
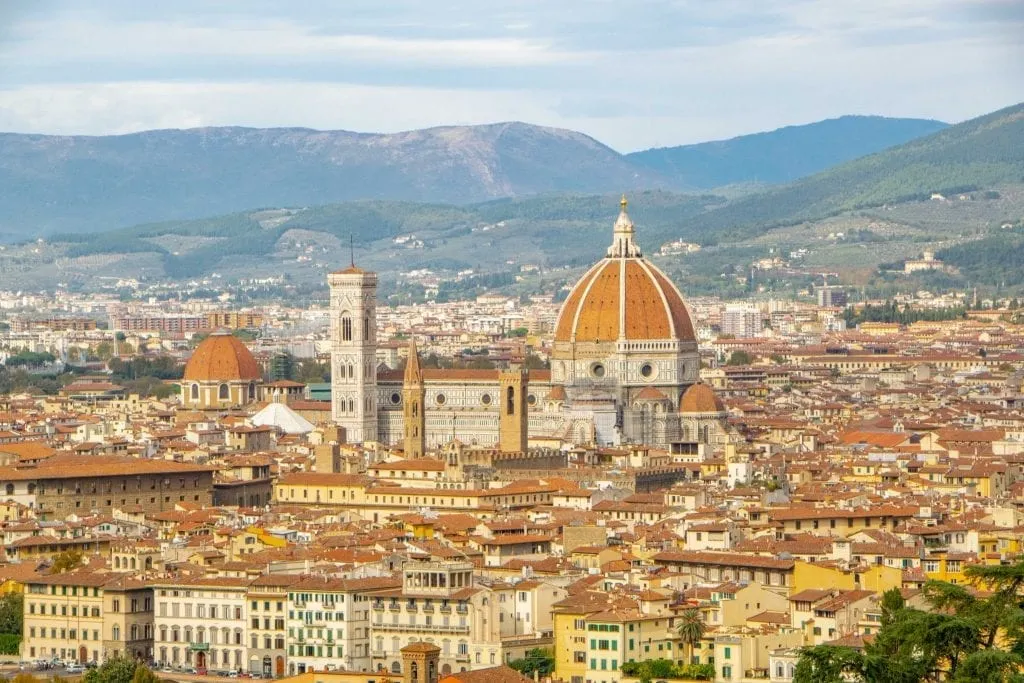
[791,561,902,595]
[22,572,152,664]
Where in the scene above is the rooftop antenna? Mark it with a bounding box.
[349,234,355,268]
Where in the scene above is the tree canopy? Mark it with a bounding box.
[795,575,1024,683]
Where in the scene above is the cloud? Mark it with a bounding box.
[0,0,1021,150]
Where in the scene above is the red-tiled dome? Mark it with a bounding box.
[553,199,695,344]
[183,332,261,382]
[679,382,725,414]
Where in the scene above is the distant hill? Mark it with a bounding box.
[672,102,1024,241]
[0,122,669,237]
[48,191,725,280]
[0,114,951,240]
[627,115,949,188]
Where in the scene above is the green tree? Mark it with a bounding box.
[51,550,84,574]
[676,607,705,665]
[93,342,113,361]
[0,593,23,635]
[726,350,753,366]
[879,587,904,628]
[793,645,864,683]
[508,648,554,677]
[83,655,140,683]
[130,666,161,683]
[796,573,1024,683]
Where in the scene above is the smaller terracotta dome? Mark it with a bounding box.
[679,382,725,414]
[183,331,261,382]
[546,385,567,401]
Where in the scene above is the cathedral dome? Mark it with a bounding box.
[679,382,725,414]
[183,331,261,382]
[553,198,696,344]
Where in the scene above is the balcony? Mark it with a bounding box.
[371,650,387,658]
[456,605,468,615]
[373,603,385,612]
[455,654,470,663]
[388,604,401,612]
[439,606,452,614]
[373,622,469,634]
[422,605,435,614]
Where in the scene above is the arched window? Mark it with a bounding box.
[114,557,121,569]
[130,557,136,570]
[218,383,229,400]
[4,484,13,495]
[130,624,139,641]
[341,313,353,341]
[112,625,121,641]
[506,386,515,415]
[348,399,355,413]
[364,315,370,341]
[347,363,354,379]
[391,662,402,674]
[190,383,199,400]
[412,400,418,418]
[248,383,256,400]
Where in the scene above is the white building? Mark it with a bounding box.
[721,305,762,338]
[286,575,397,675]
[152,577,250,673]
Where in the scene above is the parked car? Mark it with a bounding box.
[66,664,85,674]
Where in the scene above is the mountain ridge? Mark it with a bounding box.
[626,115,949,188]
[0,114,955,239]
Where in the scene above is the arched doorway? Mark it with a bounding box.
[441,664,452,676]
[275,656,284,677]
[79,646,87,663]
[196,652,207,670]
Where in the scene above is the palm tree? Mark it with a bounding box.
[676,607,705,666]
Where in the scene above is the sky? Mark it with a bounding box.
[0,0,1022,151]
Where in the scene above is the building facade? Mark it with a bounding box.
[152,577,249,672]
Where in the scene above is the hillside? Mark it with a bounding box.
[42,191,724,281]
[671,102,1024,241]
[0,122,668,237]
[0,114,952,240]
[627,115,948,188]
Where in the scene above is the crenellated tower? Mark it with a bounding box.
[498,362,528,452]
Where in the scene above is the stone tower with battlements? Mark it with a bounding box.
[402,339,426,458]
[498,363,528,452]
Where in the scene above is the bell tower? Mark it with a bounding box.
[498,363,528,453]
[328,263,378,443]
[403,339,426,458]
[401,642,440,683]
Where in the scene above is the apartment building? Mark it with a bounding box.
[21,573,152,664]
[369,561,500,676]
[286,575,399,675]
[152,576,250,672]
[248,574,298,678]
